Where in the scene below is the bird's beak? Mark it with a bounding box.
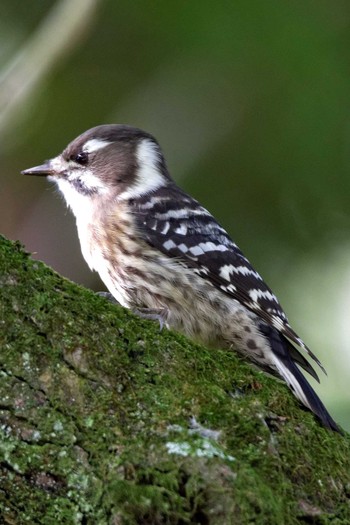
[21,161,56,177]
[21,155,68,178]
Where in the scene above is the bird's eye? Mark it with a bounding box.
[74,151,88,165]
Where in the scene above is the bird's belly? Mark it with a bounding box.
[76,220,268,355]
[116,257,257,349]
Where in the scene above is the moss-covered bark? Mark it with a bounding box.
[0,234,349,525]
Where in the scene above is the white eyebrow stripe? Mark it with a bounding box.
[82,139,112,153]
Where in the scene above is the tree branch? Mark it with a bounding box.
[0,234,349,524]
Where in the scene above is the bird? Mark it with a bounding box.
[22,124,339,432]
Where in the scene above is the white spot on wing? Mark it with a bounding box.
[175,224,188,235]
[219,265,232,282]
[219,264,263,282]
[186,242,230,257]
[178,243,189,253]
[199,242,228,253]
[138,195,168,209]
[272,315,283,329]
[155,208,210,220]
[83,139,112,153]
[220,283,237,293]
[161,222,170,234]
[163,239,176,250]
[189,245,204,256]
[247,301,261,310]
[119,139,166,199]
[248,288,278,304]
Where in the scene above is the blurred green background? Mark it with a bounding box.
[1,0,350,430]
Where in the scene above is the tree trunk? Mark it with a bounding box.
[0,235,349,525]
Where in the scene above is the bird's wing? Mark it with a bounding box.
[130,186,324,375]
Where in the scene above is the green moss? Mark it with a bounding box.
[0,234,349,524]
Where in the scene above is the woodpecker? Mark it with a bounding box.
[22,124,339,432]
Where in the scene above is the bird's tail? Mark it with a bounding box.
[272,352,340,432]
[261,324,341,433]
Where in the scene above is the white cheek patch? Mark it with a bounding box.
[53,178,94,220]
[50,168,108,219]
[119,139,166,200]
[68,169,108,194]
[82,138,112,153]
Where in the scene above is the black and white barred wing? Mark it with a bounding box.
[131,186,324,375]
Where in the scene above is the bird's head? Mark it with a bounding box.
[22,124,171,215]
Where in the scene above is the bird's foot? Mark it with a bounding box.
[133,307,169,330]
[98,294,168,330]
[97,291,120,305]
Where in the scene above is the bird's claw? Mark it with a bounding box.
[133,307,168,330]
[97,291,120,305]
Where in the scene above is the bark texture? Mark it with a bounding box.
[0,235,349,524]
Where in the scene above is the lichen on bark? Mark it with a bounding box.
[0,234,349,524]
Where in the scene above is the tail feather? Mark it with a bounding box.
[286,341,320,383]
[260,323,341,433]
[272,353,340,432]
